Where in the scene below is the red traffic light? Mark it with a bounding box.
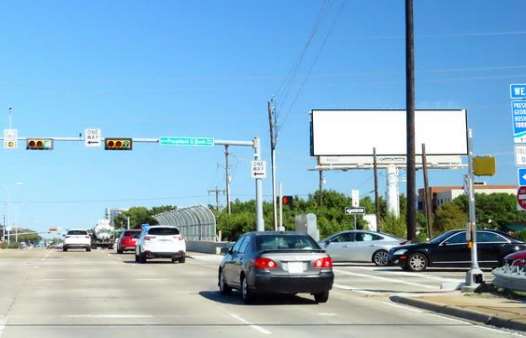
[281,195,293,206]
[26,138,53,150]
[105,138,132,150]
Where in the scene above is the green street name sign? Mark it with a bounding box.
[159,136,214,147]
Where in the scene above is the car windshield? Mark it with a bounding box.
[256,235,320,251]
[148,227,179,236]
[124,231,141,238]
[429,231,457,244]
[67,230,87,236]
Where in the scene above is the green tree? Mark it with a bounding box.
[434,202,467,233]
[113,207,159,229]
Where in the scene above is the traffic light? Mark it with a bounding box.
[104,138,133,150]
[282,195,293,207]
[26,138,53,150]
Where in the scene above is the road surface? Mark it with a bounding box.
[0,249,520,338]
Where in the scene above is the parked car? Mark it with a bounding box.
[320,230,406,266]
[117,229,141,254]
[63,229,91,252]
[135,225,186,263]
[218,231,334,304]
[388,229,526,271]
[503,250,526,267]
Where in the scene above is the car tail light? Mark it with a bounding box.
[254,257,278,270]
[85,236,90,239]
[173,235,183,240]
[312,256,333,269]
[144,236,155,241]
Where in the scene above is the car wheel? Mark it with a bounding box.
[135,254,140,263]
[408,253,428,272]
[179,256,186,264]
[86,247,91,252]
[314,291,329,303]
[240,275,254,304]
[372,250,389,266]
[219,269,231,295]
[63,247,68,252]
[117,249,123,254]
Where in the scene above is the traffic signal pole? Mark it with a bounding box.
[1,135,265,232]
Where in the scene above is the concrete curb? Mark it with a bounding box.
[390,295,526,332]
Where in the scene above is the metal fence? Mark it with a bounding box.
[153,205,217,241]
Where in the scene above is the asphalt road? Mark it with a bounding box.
[0,249,521,338]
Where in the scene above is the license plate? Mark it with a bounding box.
[159,238,171,242]
[287,262,304,274]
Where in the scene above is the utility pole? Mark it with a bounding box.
[318,169,324,207]
[373,148,381,231]
[224,145,231,214]
[208,186,225,211]
[278,183,284,230]
[268,99,278,231]
[421,144,433,239]
[405,0,417,241]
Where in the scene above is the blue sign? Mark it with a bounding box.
[511,84,526,99]
[512,101,526,143]
[518,168,526,186]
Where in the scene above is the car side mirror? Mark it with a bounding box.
[441,241,448,246]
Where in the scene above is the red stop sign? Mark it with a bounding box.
[518,186,526,209]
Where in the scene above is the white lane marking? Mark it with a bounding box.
[66,314,153,319]
[382,301,423,314]
[135,278,169,281]
[334,269,436,289]
[229,313,271,335]
[38,278,65,281]
[0,315,6,338]
[333,283,375,295]
[318,312,337,317]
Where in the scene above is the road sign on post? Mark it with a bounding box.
[84,128,102,148]
[251,160,266,179]
[3,129,17,149]
[518,186,526,210]
[512,101,526,143]
[515,144,526,166]
[518,168,526,186]
[511,84,526,99]
[345,207,365,215]
[159,136,214,147]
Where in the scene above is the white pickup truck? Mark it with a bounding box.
[63,229,92,252]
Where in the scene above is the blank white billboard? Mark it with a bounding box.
[311,109,467,156]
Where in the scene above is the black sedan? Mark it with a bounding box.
[388,229,526,272]
[218,231,334,304]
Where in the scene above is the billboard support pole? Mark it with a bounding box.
[405,0,417,241]
[373,148,381,231]
[422,144,433,239]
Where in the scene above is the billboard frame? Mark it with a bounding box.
[310,108,468,157]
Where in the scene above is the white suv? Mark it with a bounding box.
[63,230,91,252]
[135,226,186,263]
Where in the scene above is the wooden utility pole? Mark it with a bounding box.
[208,186,225,211]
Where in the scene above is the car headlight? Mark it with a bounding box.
[393,249,407,255]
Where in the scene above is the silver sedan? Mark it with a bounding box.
[320,230,405,266]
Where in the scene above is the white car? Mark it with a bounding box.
[135,226,186,263]
[63,229,92,252]
[320,230,405,266]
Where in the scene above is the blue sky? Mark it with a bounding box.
[0,0,525,234]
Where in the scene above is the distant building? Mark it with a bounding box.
[105,208,128,226]
[418,184,517,212]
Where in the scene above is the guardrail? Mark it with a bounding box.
[492,259,526,292]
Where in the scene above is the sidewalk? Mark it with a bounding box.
[391,291,526,332]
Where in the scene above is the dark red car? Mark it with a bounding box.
[117,230,141,254]
[504,250,526,267]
